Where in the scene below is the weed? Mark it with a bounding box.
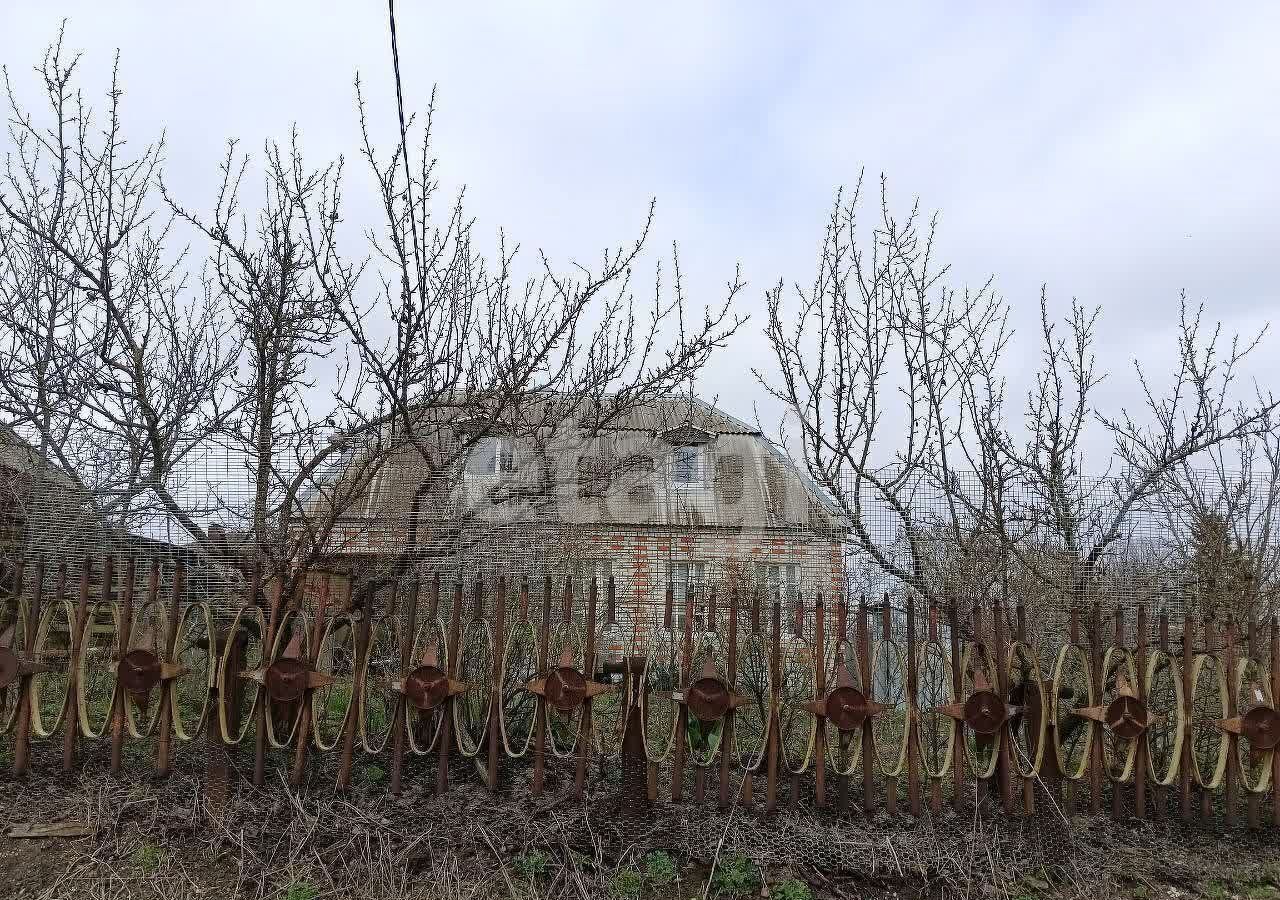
[612,868,645,899]
[709,854,760,897]
[771,876,813,900]
[515,849,551,881]
[643,851,679,887]
[282,882,320,900]
[133,843,163,873]
[1246,885,1280,900]
[358,764,386,786]
[1203,882,1231,900]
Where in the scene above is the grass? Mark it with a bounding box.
[133,843,164,873]
[771,877,813,900]
[281,881,320,900]
[515,849,551,881]
[610,868,644,899]
[357,764,386,786]
[709,854,760,897]
[642,851,678,888]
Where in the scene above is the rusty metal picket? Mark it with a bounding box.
[2,553,1279,832]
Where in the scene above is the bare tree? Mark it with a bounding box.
[0,31,241,562]
[757,173,1007,610]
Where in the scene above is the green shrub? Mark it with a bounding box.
[358,764,386,786]
[133,843,163,873]
[709,854,760,896]
[771,877,812,900]
[643,851,678,887]
[515,849,551,881]
[282,881,319,900]
[611,868,644,899]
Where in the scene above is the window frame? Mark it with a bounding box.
[464,435,516,478]
[669,444,704,487]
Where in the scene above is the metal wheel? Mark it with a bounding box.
[1235,657,1273,794]
[871,638,909,778]
[453,618,492,758]
[546,621,583,759]
[311,614,357,751]
[500,618,538,757]
[406,617,447,756]
[591,622,630,760]
[76,600,120,739]
[1190,652,1228,790]
[916,639,954,779]
[31,599,74,739]
[1,597,29,734]
[1052,643,1094,781]
[1100,648,1138,782]
[1007,642,1046,777]
[265,609,310,750]
[823,638,864,776]
[124,599,169,739]
[641,626,679,762]
[733,630,771,771]
[1143,650,1183,787]
[778,631,816,774]
[358,614,401,754]
[217,604,265,745]
[958,642,999,778]
[170,603,214,742]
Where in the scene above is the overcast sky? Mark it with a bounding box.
[4,3,1279,465]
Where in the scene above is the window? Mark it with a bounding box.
[668,561,707,604]
[465,436,515,476]
[756,562,800,603]
[571,558,614,593]
[670,445,703,486]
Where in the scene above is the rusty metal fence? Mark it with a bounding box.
[2,553,1278,831]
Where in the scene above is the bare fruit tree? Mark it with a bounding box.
[0,24,745,602]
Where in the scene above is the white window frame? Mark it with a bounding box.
[465,435,516,477]
[668,560,707,604]
[570,558,615,593]
[669,444,704,487]
[756,562,800,603]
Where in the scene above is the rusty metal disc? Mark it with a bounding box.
[1104,694,1149,741]
[403,663,450,710]
[1242,704,1280,751]
[686,674,730,723]
[117,648,161,698]
[963,688,1009,735]
[544,665,587,712]
[825,684,870,732]
[264,657,309,703]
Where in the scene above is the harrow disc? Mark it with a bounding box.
[1235,658,1274,794]
[682,630,726,768]
[1190,652,1229,790]
[823,638,864,776]
[453,618,493,758]
[31,599,75,738]
[124,599,169,739]
[1006,642,1046,777]
[311,614,357,751]
[170,603,214,742]
[265,609,310,750]
[1100,648,1139,782]
[499,618,538,757]
[1143,650,1184,786]
[733,630,771,771]
[1,597,29,735]
[591,623,631,760]
[406,617,447,755]
[1052,643,1095,781]
[217,604,265,745]
[871,638,909,778]
[777,631,816,774]
[76,600,120,739]
[358,614,401,754]
[916,639,954,779]
[641,626,680,762]
[959,642,999,778]
[546,621,584,758]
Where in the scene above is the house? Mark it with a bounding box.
[305,396,846,634]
